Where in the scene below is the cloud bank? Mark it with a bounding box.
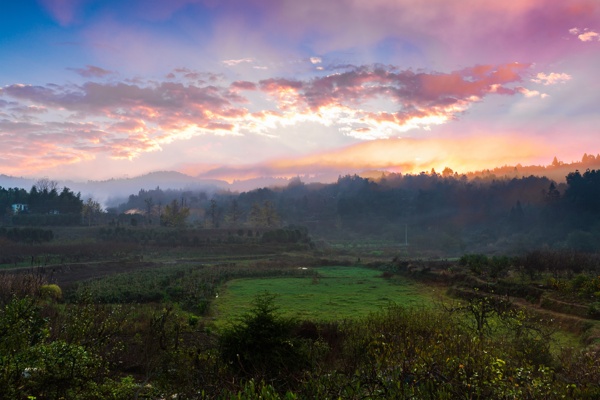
[0,62,552,175]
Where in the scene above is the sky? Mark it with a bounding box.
[1,0,599,182]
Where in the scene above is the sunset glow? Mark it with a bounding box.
[1,1,599,182]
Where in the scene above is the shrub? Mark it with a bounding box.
[39,284,62,301]
[459,253,489,275]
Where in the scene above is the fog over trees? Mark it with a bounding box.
[108,167,600,255]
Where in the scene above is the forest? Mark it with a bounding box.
[112,168,600,255]
[0,169,600,399]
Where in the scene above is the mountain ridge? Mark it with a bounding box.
[1,155,599,205]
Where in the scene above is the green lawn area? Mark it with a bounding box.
[211,266,439,324]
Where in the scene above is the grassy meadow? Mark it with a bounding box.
[212,266,440,323]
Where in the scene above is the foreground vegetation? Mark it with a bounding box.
[1,247,600,399]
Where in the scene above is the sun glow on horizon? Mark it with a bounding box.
[178,135,554,183]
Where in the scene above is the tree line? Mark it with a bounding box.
[0,180,84,226]
[112,169,600,254]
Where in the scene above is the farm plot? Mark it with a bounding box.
[212,266,439,323]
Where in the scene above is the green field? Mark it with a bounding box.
[212,266,439,323]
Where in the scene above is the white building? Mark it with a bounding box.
[11,203,29,214]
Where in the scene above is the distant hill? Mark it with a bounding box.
[0,174,35,190]
[1,154,598,205]
[464,156,600,182]
[72,171,229,205]
[0,171,227,207]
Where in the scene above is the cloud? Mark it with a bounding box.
[222,58,255,66]
[230,81,258,91]
[254,63,531,138]
[531,72,572,85]
[0,62,541,174]
[569,27,600,41]
[0,78,249,165]
[243,0,600,66]
[0,119,97,176]
[166,69,223,86]
[516,87,543,98]
[68,65,115,78]
[310,57,322,64]
[578,31,600,41]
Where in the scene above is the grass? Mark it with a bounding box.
[212,266,439,324]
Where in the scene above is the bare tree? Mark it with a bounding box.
[35,177,59,192]
[144,197,154,225]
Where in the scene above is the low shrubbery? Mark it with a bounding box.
[0,226,54,244]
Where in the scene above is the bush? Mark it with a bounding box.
[39,284,62,301]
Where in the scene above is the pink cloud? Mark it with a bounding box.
[171,68,222,83]
[253,63,532,138]
[0,78,249,162]
[0,62,545,173]
[230,81,258,91]
[68,65,115,78]
[246,0,600,64]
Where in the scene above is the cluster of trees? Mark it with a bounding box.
[0,179,84,226]
[28,186,82,215]
[112,168,600,253]
[115,189,283,230]
[5,168,600,253]
[0,187,28,215]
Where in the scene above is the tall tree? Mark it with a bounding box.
[248,201,280,228]
[224,199,243,227]
[208,199,218,228]
[82,198,102,226]
[144,197,154,225]
[162,199,189,227]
